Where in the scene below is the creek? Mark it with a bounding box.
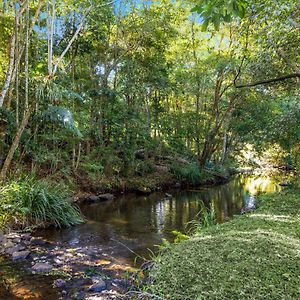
[0,175,281,299]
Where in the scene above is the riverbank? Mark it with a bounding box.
[148,188,300,299]
[72,163,233,202]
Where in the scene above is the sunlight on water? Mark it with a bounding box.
[36,175,282,265]
[242,176,280,195]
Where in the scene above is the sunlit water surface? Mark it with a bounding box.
[38,175,281,265]
[0,175,282,300]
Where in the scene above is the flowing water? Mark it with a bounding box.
[37,174,281,265]
[0,175,282,299]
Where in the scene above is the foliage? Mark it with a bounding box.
[170,162,202,185]
[171,230,190,244]
[188,201,216,234]
[192,0,248,30]
[0,0,299,206]
[0,178,84,229]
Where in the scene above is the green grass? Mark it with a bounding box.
[148,189,300,299]
[0,178,84,229]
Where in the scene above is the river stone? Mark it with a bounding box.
[12,250,30,260]
[99,193,114,200]
[8,245,26,255]
[53,279,66,288]
[4,240,15,249]
[87,194,114,203]
[88,279,106,292]
[174,182,181,188]
[21,233,31,241]
[32,262,53,273]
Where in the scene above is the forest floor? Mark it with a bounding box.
[148,188,300,299]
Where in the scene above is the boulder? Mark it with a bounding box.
[174,182,181,188]
[12,250,30,261]
[3,240,14,249]
[32,262,53,273]
[30,238,48,246]
[6,233,21,239]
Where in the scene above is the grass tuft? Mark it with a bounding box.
[0,178,84,229]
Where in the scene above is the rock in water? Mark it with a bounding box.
[88,279,106,292]
[53,279,66,288]
[87,193,115,203]
[32,262,53,273]
[12,250,30,260]
[98,193,115,201]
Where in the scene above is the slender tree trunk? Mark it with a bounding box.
[24,0,30,112]
[47,0,55,75]
[220,133,228,165]
[0,24,16,107]
[75,143,81,171]
[0,110,31,181]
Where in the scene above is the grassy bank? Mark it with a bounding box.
[148,188,300,299]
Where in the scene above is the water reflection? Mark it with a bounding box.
[38,175,281,264]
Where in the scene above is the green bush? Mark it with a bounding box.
[0,179,84,229]
[170,161,201,184]
[134,160,154,176]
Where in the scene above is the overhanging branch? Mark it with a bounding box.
[234,73,300,88]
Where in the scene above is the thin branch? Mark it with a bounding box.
[234,73,300,88]
[50,0,116,78]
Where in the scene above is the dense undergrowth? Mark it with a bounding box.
[0,178,83,230]
[148,188,300,299]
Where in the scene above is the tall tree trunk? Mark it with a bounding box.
[24,0,30,112]
[0,22,16,107]
[0,110,31,181]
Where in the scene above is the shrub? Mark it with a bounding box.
[170,161,201,184]
[0,178,84,229]
[134,160,154,176]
